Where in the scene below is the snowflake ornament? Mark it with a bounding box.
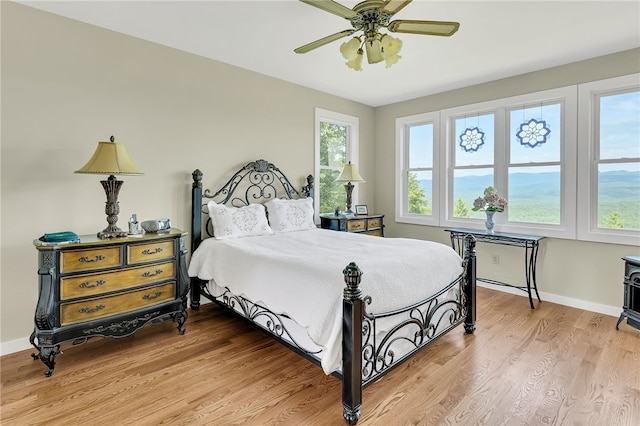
[459,127,485,152]
[516,118,550,148]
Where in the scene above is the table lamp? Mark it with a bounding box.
[75,136,143,238]
[336,161,365,215]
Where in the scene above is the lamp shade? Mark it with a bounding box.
[336,162,365,183]
[75,137,143,175]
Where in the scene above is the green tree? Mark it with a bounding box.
[454,198,470,218]
[408,172,430,214]
[319,122,347,213]
[603,211,625,229]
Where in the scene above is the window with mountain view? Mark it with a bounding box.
[595,89,639,231]
[508,102,562,225]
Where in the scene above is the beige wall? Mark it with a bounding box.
[2,2,639,351]
[374,49,640,310]
[0,2,375,346]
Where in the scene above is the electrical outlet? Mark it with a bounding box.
[492,254,500,264]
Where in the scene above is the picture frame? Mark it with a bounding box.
[355,205,368,215]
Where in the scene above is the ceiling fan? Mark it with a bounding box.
[294,0,460,70]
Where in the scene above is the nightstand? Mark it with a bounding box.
[319,214,384,236]
[31,229,189,376]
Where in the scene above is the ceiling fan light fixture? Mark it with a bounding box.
[345,48,364,71]
[340,36,362,61]
[364,34,384,64]
[381,33,402,67]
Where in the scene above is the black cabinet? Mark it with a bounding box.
[616,256,640,331]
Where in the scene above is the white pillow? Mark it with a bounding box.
[207,201,274,240]
[265,198,316,233]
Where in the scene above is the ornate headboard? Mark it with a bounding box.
[190,159,313,254]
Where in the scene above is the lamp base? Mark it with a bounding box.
[98,227,128,239]
[98,175,127,239]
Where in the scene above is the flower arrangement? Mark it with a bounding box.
[472,186,508,212]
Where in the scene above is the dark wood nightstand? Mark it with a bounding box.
[319,213,384,236]
[31,229,189,376]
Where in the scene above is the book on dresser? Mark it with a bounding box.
[31,228,189,376]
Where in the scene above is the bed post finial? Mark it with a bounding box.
[192,169,203,188]
[343,262,362,300]
[342,261,363,424]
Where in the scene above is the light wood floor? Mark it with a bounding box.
[2,287,639,425]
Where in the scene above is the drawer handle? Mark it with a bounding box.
[141,248,163,256]
[352,223,363,229]
[79,304,106,314]
[142,269,163,278]
[79,255,106,263]
[143,291,162,300]
[79,279,106,289]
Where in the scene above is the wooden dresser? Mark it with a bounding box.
[319,213,385,236]
[31,229,188,376]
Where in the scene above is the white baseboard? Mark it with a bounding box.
[477,280,621,317]
[1,288,620,357]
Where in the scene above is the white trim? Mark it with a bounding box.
[395,111,440,226]
[477,281,620,318]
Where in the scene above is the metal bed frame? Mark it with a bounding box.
[189,159,477,424]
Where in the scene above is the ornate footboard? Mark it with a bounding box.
[188,160,477,425]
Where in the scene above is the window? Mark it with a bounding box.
[578,74,640,245]
[395,112,440,225]
[440,87,577,238]
[396,86,580,240]
[314,108,359,218]
[396,76,640,245]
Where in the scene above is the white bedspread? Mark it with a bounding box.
[188,228,463,374]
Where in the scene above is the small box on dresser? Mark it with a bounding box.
[31,228,189,376]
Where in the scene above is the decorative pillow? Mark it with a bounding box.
[265,197,316,233]
[207,201,274,240]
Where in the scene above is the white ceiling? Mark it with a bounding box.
[18,0,640,107]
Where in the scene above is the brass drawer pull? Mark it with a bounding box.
[79,255,106,263]
[79,279,106,289]
[143,291,162,300]
[142,269,163,278]
[79,304,106,314]
[142,248,163,256]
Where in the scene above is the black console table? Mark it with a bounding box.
[446,228,544,309]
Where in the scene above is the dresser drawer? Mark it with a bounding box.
[60,261,176,300]
[128,240,175,264]
[61,247,122,273]
[363,229,383,237]
[347,219,366,232]
[367,218,382,229]
[60,282,176,326]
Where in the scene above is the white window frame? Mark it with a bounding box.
[577,74,640,246]
[395,111,441,226]
[314,108,359,222]
[440,86,578,239]
[395,87,578,239]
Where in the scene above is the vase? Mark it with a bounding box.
[485,210,495,234]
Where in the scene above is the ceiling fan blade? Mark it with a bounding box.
[299,0,358,19]
[387,19,460,36]
[379,0,413,16]
[294,29,356,54]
